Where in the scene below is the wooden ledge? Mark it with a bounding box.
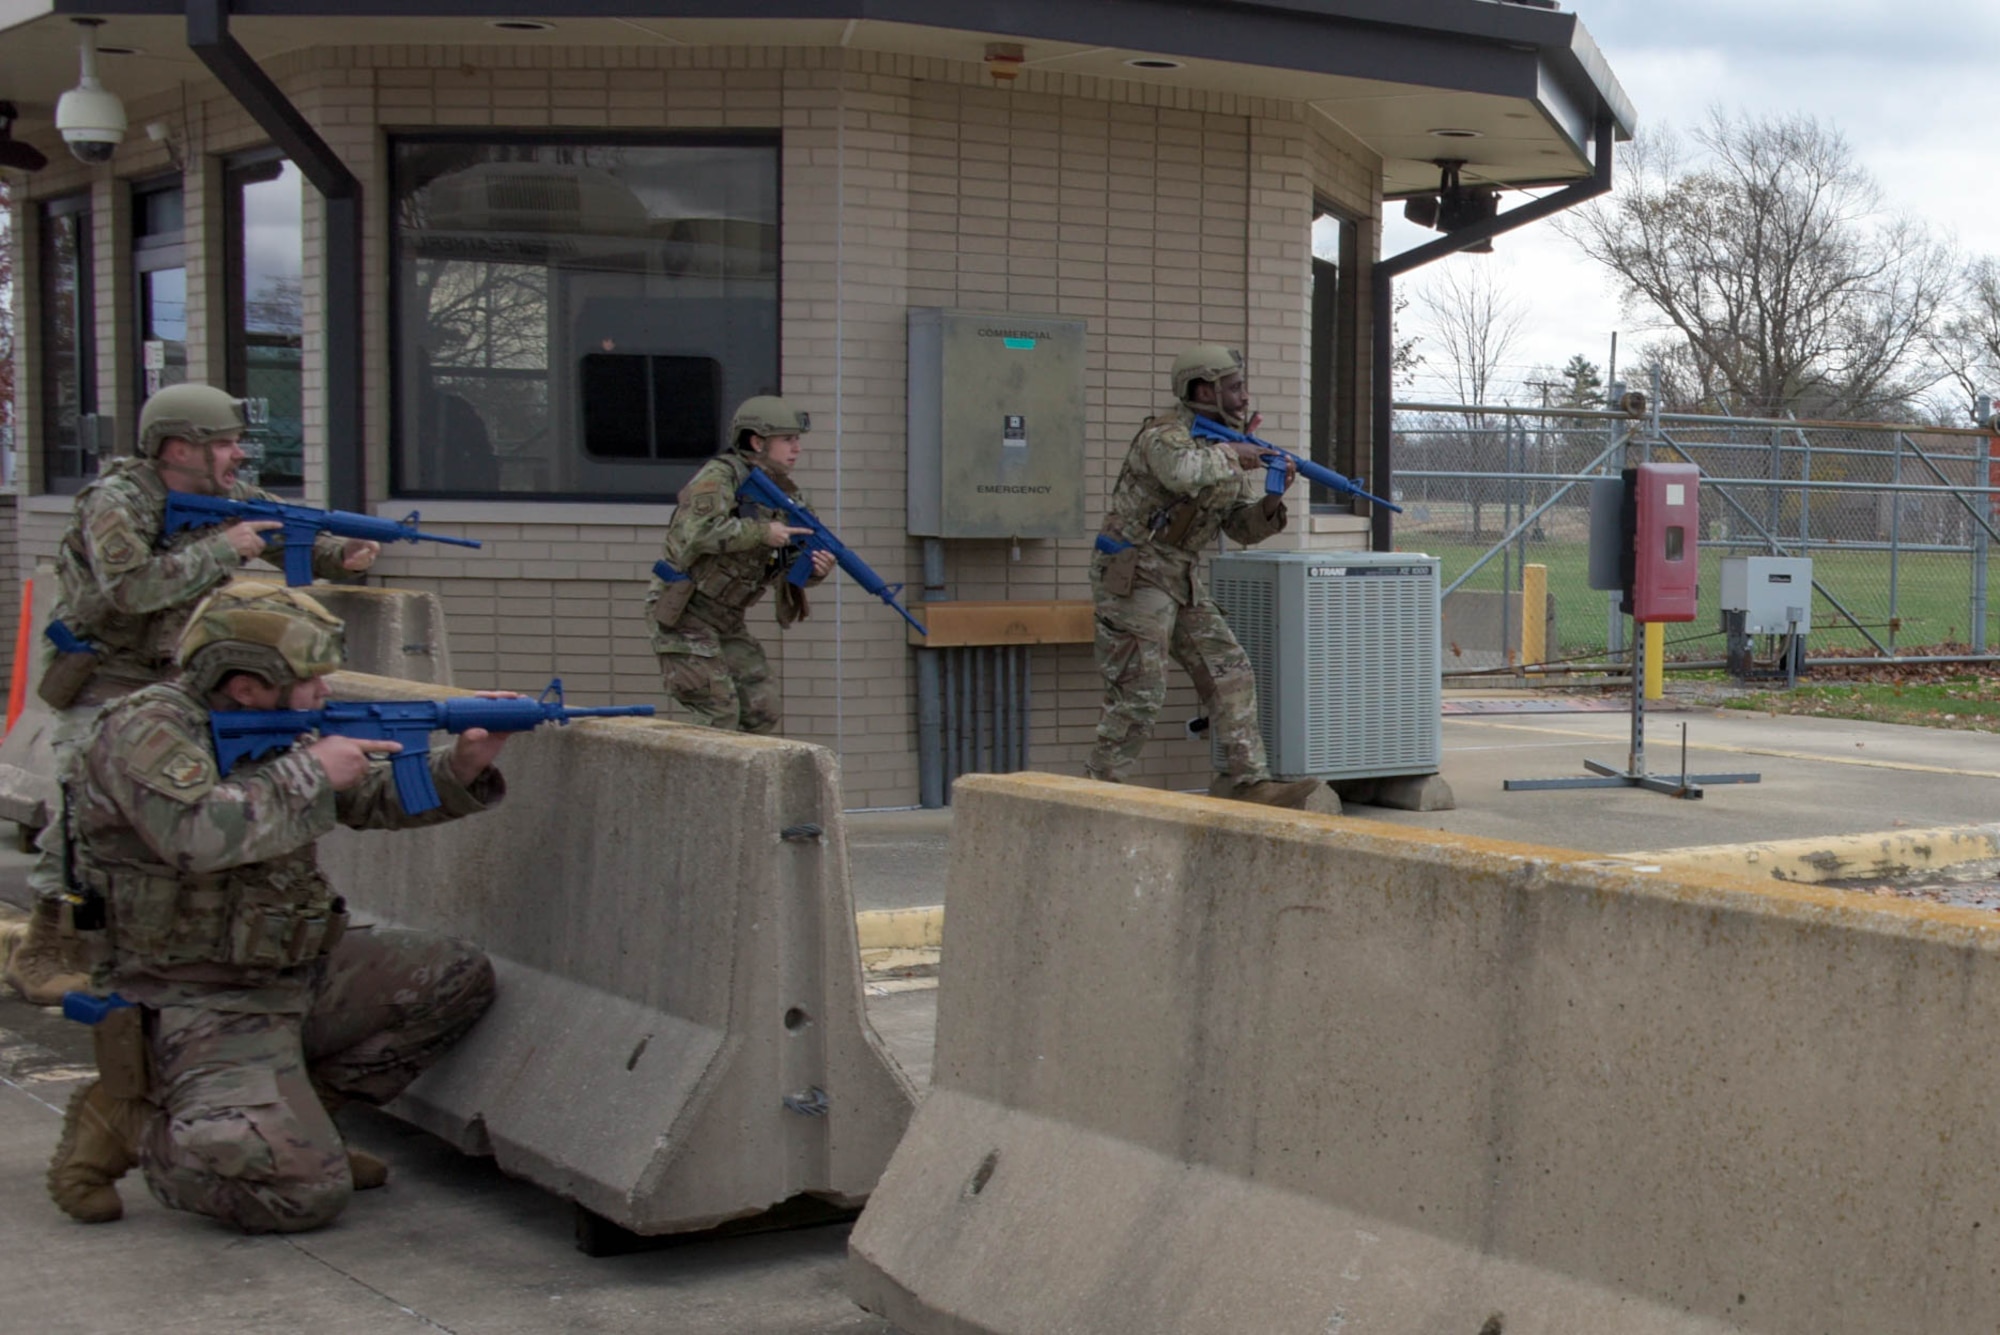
[909,599,1094,647]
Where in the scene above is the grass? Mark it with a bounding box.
[1723,675,2000,732]
[1409,537,1990,659]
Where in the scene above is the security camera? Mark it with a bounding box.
[55,18,125,166]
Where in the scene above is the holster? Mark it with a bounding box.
[93,1005,150,1102]
[1100,545,1140,598]
[776,582,810,627]
[37,650,98,709]
[1153,500,1199,548]
[651,578,695,629]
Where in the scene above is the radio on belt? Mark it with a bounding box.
[1630,461,1700,623]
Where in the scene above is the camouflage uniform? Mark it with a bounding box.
[63,678,502,1232]
[645,449,825,734]
[1087,403,1288,786]
[23,457,350,955]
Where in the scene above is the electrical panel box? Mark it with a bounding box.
[907,308,1087,539]
[1720,556,1812,634]
[1631,461,1700,623]
[1210,550,1442,782]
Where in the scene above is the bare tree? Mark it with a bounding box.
[1410,263,1525,406]
[1560,111,1954,420]
[1931,255,2000,420]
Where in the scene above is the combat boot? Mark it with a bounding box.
[348,1148,391,1190]
[4,898,92,1006]
[47,1080,149,1223]
[1221,777,1320,810]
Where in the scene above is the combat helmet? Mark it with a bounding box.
[730,396,811,449]
[137,382,250,458]
[1171,345,1246,404]
[176,582,346,697]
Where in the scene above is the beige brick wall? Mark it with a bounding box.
[10,42,1383,808]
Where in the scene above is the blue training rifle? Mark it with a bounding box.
[162,491,484,586]
[736,466,927,635]
[1187,415,1402,513]
[210,679,655,815]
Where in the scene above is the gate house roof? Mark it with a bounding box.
[0,0,1633,197]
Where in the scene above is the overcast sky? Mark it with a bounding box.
[1389,0,2000,405]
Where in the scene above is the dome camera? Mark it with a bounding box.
[56,18,125,166]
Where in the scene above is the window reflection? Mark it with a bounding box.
[227,156,305,490]
[40,195,94,491]
[391,137,779,499]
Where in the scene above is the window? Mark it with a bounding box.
[39,194,95,492]
[390,135,780,499]
[133,177,187,411]
[1311,202,1359,506]
[224,153,306,491]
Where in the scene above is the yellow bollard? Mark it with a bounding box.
[1644,621,1664,700]
[1522,564,1547,667]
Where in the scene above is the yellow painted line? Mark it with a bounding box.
[1623,824,2000,886]
[856,906,943,950]
[1450,717,2000,779]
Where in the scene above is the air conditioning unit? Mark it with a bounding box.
[1210,549,1442,782]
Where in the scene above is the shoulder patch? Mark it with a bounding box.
[119,718,218,805]
[687,489,724,519]
[86,505,148,574]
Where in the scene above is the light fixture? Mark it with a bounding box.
[1125,57,1183,71]
[55,18,127,166]
[1427,127,1483,139]
[489,19,554,31]
[1401,159,1499,253]
[984,42,1025,83]
[97,45,143,56]
[0,101,49,173]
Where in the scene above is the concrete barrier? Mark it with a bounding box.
[1625,823,2000,885]
[318,673,918,1235]
[849,772,2000,1334]
[0,571,455,830]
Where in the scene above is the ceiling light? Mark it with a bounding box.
[1125,58,1183,71]
[1428,128,1482,139]
[984,42,1025,83]
[489,19,554,31]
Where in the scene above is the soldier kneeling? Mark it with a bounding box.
[47,582,509,1233]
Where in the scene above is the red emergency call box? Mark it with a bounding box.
[1631,461,1699,623]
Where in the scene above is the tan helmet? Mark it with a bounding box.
[137,382,249,458]
[1170,344,1246,404]
[176,582,347,697]
[730,395,811,448]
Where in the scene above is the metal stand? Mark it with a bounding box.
[1503,627,1761,800]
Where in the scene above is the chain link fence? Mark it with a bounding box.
[1392,402,2000,673]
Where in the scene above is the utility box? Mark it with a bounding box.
[1720,556,1812,634]
[1631,461,1700,623]
[1210,550,1442,782]
[907,308,1086,539]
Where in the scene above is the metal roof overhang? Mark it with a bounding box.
[0,0,1633,194]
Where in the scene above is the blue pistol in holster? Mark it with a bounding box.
[208,679,656,815]
[161,491,484,586]
[38,620,101,710]
[1186,415,1402,512]
[62,992,150,1099]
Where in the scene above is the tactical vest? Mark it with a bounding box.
[661,453,805,622]
[54,460,228,680]
[75,685,346,978]
[1101,411,1246,556]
